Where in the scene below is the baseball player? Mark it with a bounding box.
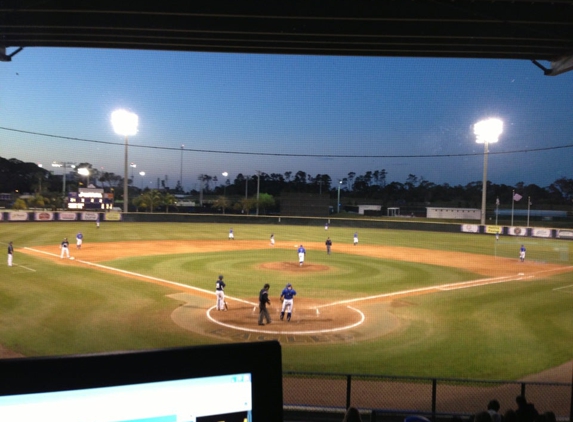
[353,232,358,246]
[270,233,275,246]
[325,237,332,255]
[324,222,329,230]
[258,283,271,325]
[76,232,83,249]
[280,283,297,322]
[215,275,226,310]
[60,238,70,259]
[7,241,14,267]
[297,244,306,266]
[228,228,234,240]
[96,215,100,228]
[519,244,526,262]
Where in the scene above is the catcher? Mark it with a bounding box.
[280,283,297,322]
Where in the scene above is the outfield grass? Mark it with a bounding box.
[2,222,573,380]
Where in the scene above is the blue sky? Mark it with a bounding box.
[1,47,572,192]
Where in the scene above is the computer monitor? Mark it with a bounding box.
[0,341,283,422]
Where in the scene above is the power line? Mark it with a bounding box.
[2,125,572,159]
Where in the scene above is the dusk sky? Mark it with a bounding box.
[1,47,572,192]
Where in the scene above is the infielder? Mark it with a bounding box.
[280,283,297,322]
[270,233,275,246]
[60,238,70,258]
[353,232,358,246]
[76,232,83,249]
[228,228,234,240]
[297,244,306,266]
[325,237,332,255]
[7,241,14,267]
[215,275,226,310]
[519,244,526,262]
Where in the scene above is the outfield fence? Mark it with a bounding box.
[283,372,573,422]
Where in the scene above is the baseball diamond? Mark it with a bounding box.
[3,221,573,383]
[20,239,572,339]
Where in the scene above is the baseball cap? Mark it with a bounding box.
[286,283,292,287]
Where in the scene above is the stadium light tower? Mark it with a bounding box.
[337,180,343,213]
[139,171,146,190]
[474,118,503,226]
[77,167,90,187]
[111,109,138,213]
[52,161,76,195]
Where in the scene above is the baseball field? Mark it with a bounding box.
[2,220,573,381]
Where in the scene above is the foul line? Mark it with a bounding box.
[12,264,36,272]
[316,266,573,310]
[23,247,255,307]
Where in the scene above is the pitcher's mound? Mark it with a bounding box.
[258,262,330,272]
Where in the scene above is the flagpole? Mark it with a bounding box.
[527,196,531,227]
[511,190,515,226]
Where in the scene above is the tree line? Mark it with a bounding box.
[2,156,572,211]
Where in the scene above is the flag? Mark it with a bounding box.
[513,193,522,202]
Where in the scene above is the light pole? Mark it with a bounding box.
[473,118,503,226]
[222,172,228,196]
[111,109,138,213]
[256,171,261,216]
[52,161,76,195]
[222,172,229,214]
[77,167,90,187]
[180,144,184,191]
[337,180,343,213]
[139,171,146,191]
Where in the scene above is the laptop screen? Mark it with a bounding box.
[0,341,282,422]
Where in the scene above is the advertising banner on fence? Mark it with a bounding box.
[461,224,479,233]
[81,212,99,221]
[35,212,54,221]
[557,229,573,240]
[8,211,29,221]
[531,228,553,238]
[508,227,528,236]
[485,225,502,235]
[58,212,77,221]
[104,212,122,221]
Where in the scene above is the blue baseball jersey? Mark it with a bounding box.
[281,287,296,300]
[77,233,83,240]
[297,246,306,254]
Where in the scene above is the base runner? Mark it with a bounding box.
[280,283,297,322]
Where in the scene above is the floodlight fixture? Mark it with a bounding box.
[474,118,503,144]
[111,109,139,213]
[474,118,503,225]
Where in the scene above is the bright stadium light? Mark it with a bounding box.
[139,171,146,190]
[474,118,503,225]
[77,167,90,187]
[111,109,138,213]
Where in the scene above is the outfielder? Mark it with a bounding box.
[215,275,226,310]
[353,232,358,246]
[228,228,234,240]
[270,233,275,246]
[280,283,297,322]
[519,244,526,262]
[297,244,306,266]
[60,238,70,258]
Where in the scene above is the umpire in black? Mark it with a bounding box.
[258,283,271,326]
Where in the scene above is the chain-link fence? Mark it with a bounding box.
[283,372,572,421]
